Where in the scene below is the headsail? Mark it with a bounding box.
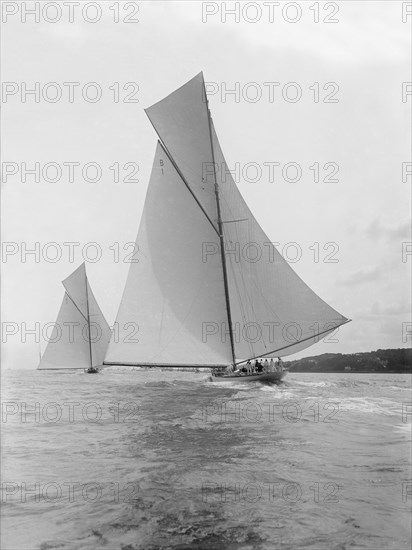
[104,142,232,367]
[38,263,111,369]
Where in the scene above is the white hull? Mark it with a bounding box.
[211,371,286,383]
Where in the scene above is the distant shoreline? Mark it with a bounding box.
[285,347,411,374]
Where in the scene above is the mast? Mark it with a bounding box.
[84,267,93,368]
[203,80,236,367]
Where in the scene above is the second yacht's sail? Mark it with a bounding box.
[38,263,111,369]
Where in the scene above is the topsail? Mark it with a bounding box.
[105,72,349,368]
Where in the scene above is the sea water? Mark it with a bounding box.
[1,370,411,550]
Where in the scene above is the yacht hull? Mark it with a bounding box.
[211,371,286,383]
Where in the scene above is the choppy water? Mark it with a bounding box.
[1,370,411,550]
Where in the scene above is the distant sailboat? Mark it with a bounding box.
[37,263,111,373]
[103,72,350,382]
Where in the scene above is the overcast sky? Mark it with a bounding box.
[2,0,411,369]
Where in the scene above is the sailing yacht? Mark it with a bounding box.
[38,73,349,382]
[37,263,111,373]
[103,72,350,381]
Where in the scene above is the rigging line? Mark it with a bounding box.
[84,271,93,368]
[157,138,218,235]
[234,319,352,365]
[144,113,220,237]
[62,289,88,323]
[203,83,236,367]
[159,149,215,198]
[210,130,256,358]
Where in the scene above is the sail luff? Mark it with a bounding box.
[203,79,236,367]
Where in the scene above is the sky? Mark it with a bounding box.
[1,0,411,369]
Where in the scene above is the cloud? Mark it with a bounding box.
[341,266,382,286]
[366,218,411,241]
[370,301,411,316]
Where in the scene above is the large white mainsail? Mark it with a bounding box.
[105,72,349,368]
[38,263,111,369]
[210,121,349,363]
